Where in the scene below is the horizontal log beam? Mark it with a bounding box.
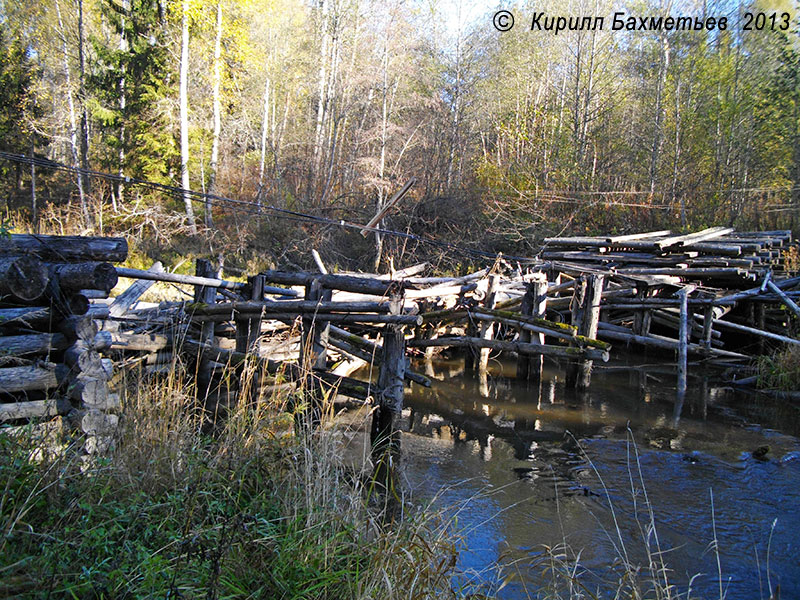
[407,336,609,362]
[115,267,244,290]
[261,270,405,296]
[3,234,128,263]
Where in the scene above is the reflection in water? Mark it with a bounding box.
[397,357,800,599]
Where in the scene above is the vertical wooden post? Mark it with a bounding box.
[477,274,500,374]
[298,278,331,428]
[371,293,407,487]
[516,273,547,382]
[235,274,266,405]
[677,287,689,401]
[565,276,588,389]
[701,305,714,350]
[633,284,652,336]
[194,259,216,403]
[575,274,604,392]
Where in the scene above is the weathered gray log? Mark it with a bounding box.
[80,409,119,435]
[371,322,407,480]
[116,266,244,290]
[301,279,331,372]
[50,262,118,293]
[0,256,48,302]
[478,274,499,373]
[766,280,800,320]
[0,333,68,356]
[79,289,110,299]
[405,282,478,300]
[109,261,164,317]
[68,377,110,409]
[194,312,422,326]
[596,323,749,359]
[110,331,170,352]
[194,260,218,398]
[605,229,672,243]
[517,277,540,380]
[261,270,404,296]
[236,275,266,354]
[0,398,72,421]
[575,274,604,391]
[0,306,52,328]
[2,234,128,262]
[190,299,396,315]
[710,317,800,347]
[677,288,689,399]
[407,336,609,362]
[0,363,66,393]
[654,227,735,250]
[59,315,98,342]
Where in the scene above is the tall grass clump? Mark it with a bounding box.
[0,357,460,599]
[757,345,800,391]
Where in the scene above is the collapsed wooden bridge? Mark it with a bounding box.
[0,227,797,464]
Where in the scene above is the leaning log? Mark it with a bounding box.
[0,256,48,302]
[115,266,244,291]
[2,234,128,262]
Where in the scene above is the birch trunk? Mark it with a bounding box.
[180,0,197,234]
[206,1,222,228]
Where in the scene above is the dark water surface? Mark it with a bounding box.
[394,357,800,599]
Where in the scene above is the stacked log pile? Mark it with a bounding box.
[0,234,125,454]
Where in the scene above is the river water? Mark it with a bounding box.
[377,356,800,599]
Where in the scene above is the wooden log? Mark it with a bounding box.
[261,270,404,296]
[116,266,244,290]
[371,323,407,481]
[0,363,65,393]
[190,299,397,315]
[110,332,170,352]
[194,260,218,399]
[405,282,478,300]
[50,262,118,293]
[0,398,72,421]
[596,323,749,359]
[68,377,110,409]
[0,306,52,328]
[80,409,119,435]
[407,336,609,362]
[0,256,48,302]
[1,234,128,263]
[192,312,423,326]
[236,275,266,354]
[79,289,110,299]
[575,274,604,391]
[477,274,499,373]
[516,281,535,380]
[677,288,689,399]
[0,333,68,356]
[109,261,164,317]
[766,280,800,320]
[710,317,800,347]
[654,226,735,250]
[605,229,672,243]
[59,316,98,342]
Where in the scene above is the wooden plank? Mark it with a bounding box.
[605,230,672,243]
[109,261,164,317]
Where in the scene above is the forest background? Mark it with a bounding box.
[1,0,798,273]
